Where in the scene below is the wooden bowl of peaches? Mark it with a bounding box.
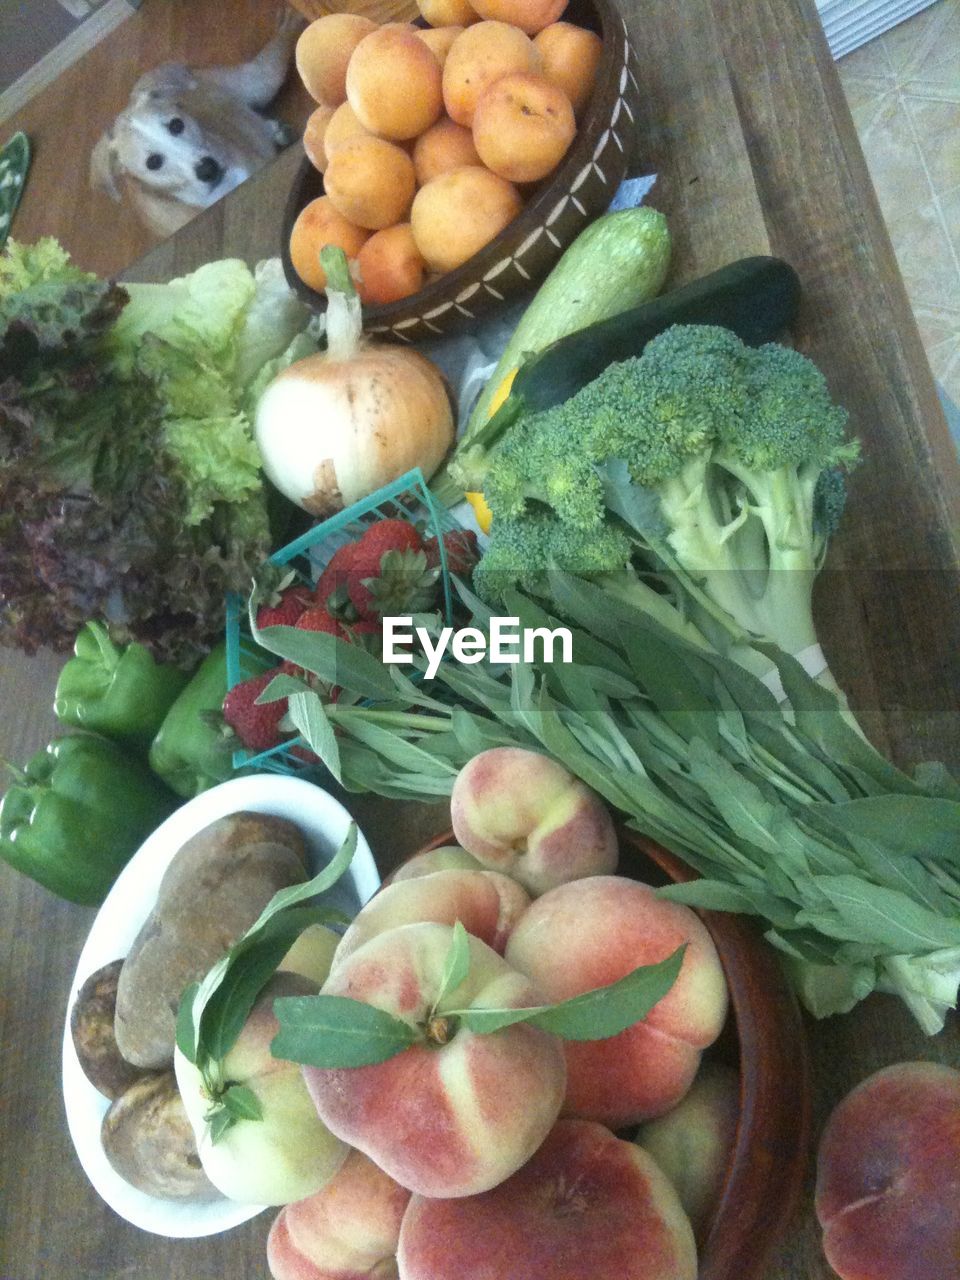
[281,0,641,341]
[269,749,811,1280]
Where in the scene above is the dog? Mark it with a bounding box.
[90,10,304,239]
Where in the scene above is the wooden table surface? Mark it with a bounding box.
[2,1,959,1277]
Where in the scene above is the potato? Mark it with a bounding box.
[70,959,149,1100]
[114,812,309,1070]
[101,1072,218,1201]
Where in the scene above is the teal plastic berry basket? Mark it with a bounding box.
[225,468,468,777]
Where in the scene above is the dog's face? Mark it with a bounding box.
[107,91,240,206]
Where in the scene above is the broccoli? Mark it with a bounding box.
[479,324,860,694]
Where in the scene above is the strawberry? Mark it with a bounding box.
[315,542,361,613]
[222,668,290,754]
[424,529,480,579]
[253,566,312,630]
[296,607,346,637]
[347,519,436,619]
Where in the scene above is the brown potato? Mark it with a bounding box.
[70,959,149,1100]
[114,813,309,1070]
[101,1072,218,1202]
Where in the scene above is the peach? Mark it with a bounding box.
[346,26,444,141]
[412,117,481,185]
[442,21,542,126]
[415,25,465,69]
[397,1118,698,1279]
[417,0,480,26]
[390,845,484,882]
[450,746,618,894]
[302,104,336,173]
[534,21,603,117]
[472,71,575,183]
[816,1061,960,1280]
[324,137,417,231]
[468,0,569,35]
[296,14,378,106]
[267,1149,412,1280]
[635,1061,740,1238]
[302,922,566,1197]
[322,101,374,161]
[410,167,522,274]
[331,868,531,969]
[505,876,729,1127]
[280,924,341,986]
[356,224,426,306]
[288,196,369,293]
[174,973,349,1205]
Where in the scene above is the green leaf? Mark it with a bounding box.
[271,995,419,1067]
[175,981,202,1063]
[434,921,471,1007]
[221,1083,263,1122]
[256,672,310,703]
[623,632,719,748]
[804,796,960,868]
[799,876,960,953]
[288,690,342,783]
[450,948,684,1041]
[255,622,397,701]
[207,1106,235,1145]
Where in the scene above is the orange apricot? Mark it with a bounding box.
[323,100,374,160]
[413,116,481,185]
[472,72,575,183]
[442,21,542,126]
[410,165,522,273]
[415,25,466,69]
[346,25,444,141]
[302,103,336,173]
[357,224,426,305]
[533,21,603,116]
[295,14,378,106]
[288,196,369,293]
[417,0,481,24]
[468,0,568,35]
[324,136,417,231]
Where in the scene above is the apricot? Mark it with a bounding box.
[398,1119,698,1280]
[355,224,425,306]
[472,71,575,183]
[417,0,480,26]
[346,25,444,141]
[322,101,373,161]
[415,24,465,69]
[295,14,377,106]
[410,166,522,273]
[288,196,369,293]
[390,845,485,882]
[469,0,569,35]
[442,21,542,126]
[413,116,481,185]
[505,875,729,1127]
[301,104,335,173]
[816,1061,960,1280]
[534,20,603,116]
[323,136,417,231]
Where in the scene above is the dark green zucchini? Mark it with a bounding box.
[511,255,802,417]
[435,255,801,502]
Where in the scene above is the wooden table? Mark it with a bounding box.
[2,1,958,1277]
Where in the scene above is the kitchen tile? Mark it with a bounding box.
[938,185,960,263]
[878,0,953,77]
[912,302,960,351]
[884,199,959,309]
[900,0,960,93]
[838,74,896,130]
[838,32,895,80]
[903,96,960,194]
[855,92,934,214]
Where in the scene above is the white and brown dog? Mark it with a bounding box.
[90,11,304,238]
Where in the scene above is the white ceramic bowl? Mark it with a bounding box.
[61,775,380,1239]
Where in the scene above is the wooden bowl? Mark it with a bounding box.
[280,0,642,342]
[413,828,811,1280]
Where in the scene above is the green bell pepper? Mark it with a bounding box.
[149,641,268,799]
[54,621,192,751]
[0,734,180,906]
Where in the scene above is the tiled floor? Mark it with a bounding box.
[838,0,960,408]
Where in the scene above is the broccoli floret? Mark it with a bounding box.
[473,511,630,604]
